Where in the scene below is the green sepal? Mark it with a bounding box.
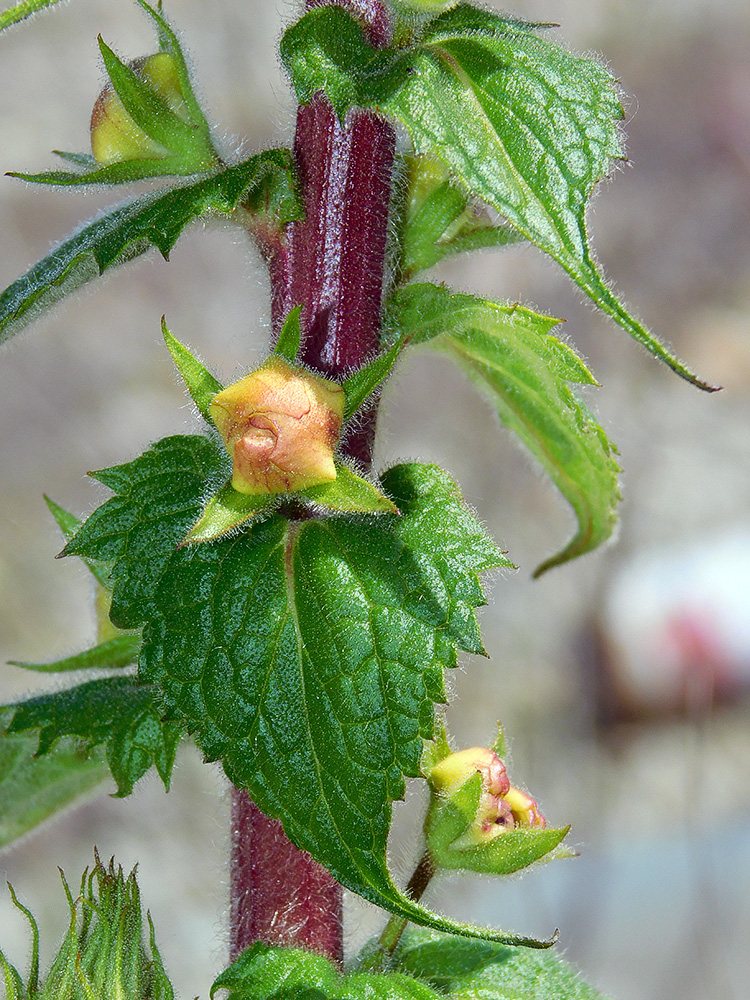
[301,464,399,514]
[385,283,621,574]
[425,773,570,875]
[273,305,303,362]
[97,36,214,168]
[181,483,277,545]
[392,926,608,999]
[212,942,442,1000]
[342,339,406,421]
[6,677,183,797]
[162,318,224,420]
[1,857,175,1000]
[0,151,297,344]
[135,0,213,138]
[8,634,141,673]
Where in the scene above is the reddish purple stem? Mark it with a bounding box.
[230,0,397,966]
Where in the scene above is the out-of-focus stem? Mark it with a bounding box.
[230,0,397,966]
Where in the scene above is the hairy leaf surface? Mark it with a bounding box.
[0,152,298,344]
[212,942,441,1000]
[281,5,712,388]
[7,677,182,798]
[66,434,545,942]
[386,283,620,574]
[392,927,607,1000]
[0,709,108,850]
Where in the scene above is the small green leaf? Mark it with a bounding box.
[0,708,108,850]
[392,926,608,999]
[162,318,224,420]
[398,155,523,281]
[0,0,64,34]
[342,339,406,421]
[274,305,303,363]
[0,151,296,343]
[301,464,398,514]
[213,942,442,1000]
[182,482,276,545]
[386,283,620,574]
[6,677,182,797]
[8,634,141,673]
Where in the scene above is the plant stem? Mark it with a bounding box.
[230,0,397,964]
[361,850,437,971]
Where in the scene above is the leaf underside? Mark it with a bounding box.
[392,926,608,999]
[62,434,553,944]
[386,283,620,574]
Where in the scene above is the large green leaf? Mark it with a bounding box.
[392,926,608,1000]
[0,151,298,345]
[0,708,108,850]
[386,283,620,574]
[212,942,441,1000]
[65,433,551,944]
[6,676,183,798]
[281,5,713,389]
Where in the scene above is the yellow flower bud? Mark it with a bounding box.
[209,357,344,496]
[504,785,546,828]
[90,52,186,165]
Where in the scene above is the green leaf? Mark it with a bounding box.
[61,435,230,626]
[0,0,64,34]
[67,436,535,942]
[274,305,303,363]
[8,634,141,673]
[6,677,182,797]
[392,926,608,999]
[301,465,398,515]
[213,942,442,1000]
[386,283,620,574]
[162,318,224,420]
[0,151,297,344]
[44,495,113,590]
[182,482,277,545]
[342,339,406,421]
[281,5,713,390]
[0,708,108,851]
[398,155,523,281]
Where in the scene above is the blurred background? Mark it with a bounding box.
[1,1,749,997]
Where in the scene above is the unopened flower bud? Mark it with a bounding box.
[209,357,344,495]
[91,52,186,164]
[504,785,546,828]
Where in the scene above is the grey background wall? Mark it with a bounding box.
[1,2,749,998]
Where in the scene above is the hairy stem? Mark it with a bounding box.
[230,0,397,964]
